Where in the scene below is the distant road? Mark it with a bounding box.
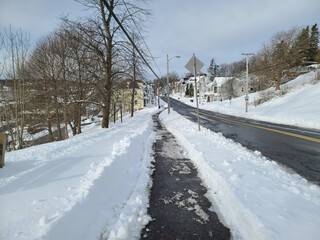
[165,97,320,185]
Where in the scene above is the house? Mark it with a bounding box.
[204,77,246,102]
[181,74,247,102]
[114,79,145,114]
[176,78,188,97]
[197,75,211,101]
[297,62,319,74]
[143,83,156,106]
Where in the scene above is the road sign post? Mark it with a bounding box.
[185,54,204,131]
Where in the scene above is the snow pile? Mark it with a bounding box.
[0,108,158,240]
[173,71,320,129]
[160,110,320,240]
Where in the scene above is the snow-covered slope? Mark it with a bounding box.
[0,108,157,240]
[173,70,320,129]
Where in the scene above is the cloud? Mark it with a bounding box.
[0,0,85,43]
[0,0,319,79]
[144,0,320,78]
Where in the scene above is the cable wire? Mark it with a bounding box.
[102,0,160,80]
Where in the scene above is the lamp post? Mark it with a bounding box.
[167,54,180,114]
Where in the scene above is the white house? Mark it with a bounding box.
[180,75,247,102]
[143,83,156,106]
[204,77,246,102]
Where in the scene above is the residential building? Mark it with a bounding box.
[143,83,156,106]
[114,79,144,115]
[204,77,246,101]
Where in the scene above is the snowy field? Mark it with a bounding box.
[172,71,320,130]
[0,108,157,240]
[1,71,320,240]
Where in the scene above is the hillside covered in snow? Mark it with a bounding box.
[173,70,320,130]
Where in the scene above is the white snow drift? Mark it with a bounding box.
[159,110,320,240]
[0,109,157,240]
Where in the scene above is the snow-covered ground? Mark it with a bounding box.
[1,71,319,240]
[172,71,320,130]
[0,108,157,240]
[160,110,320,240]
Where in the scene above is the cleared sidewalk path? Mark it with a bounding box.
[141,113,230,239]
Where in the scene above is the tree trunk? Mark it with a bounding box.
[56,108,62,140]
[47,117,54,142]
[77,103,82,134]
[101,105,108,128]
[100,0,113,128]
[276,73,281,91]
[131,43,136,117]
[64,108,69,139]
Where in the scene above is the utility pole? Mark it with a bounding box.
[131,38,136,117]
[241,53,254,113]
[157,88,160,109]
[167,54,170,114]
[166,54,180,114]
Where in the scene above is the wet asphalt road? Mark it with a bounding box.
[141,113,230,240]
[166,97,320,185]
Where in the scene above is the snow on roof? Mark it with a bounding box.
[214,77,233,86]
[206,82,215,87]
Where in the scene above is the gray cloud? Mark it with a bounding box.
[145,0,320,78]
[0,0,85,44]
[1,0,319,79]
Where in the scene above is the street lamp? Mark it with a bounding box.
[242,53,254,112]
[167,54,180,114]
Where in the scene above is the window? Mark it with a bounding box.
[134,90,137,95]
[214,86,217,93]
[134,100,138,105]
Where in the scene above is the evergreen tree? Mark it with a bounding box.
[189,83,194,97]
[185,83,190,96]
[290,26,310,65]
[310,23,319,61]
[207,58,217,79]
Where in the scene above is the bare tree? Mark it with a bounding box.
[225,77,235,101]
[62,0,150,128]
[27,37,56,142]
[1,28,31,149]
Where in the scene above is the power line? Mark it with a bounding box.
[121,0,162,76]
[102,0,160,80]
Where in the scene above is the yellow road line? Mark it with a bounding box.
[199,112,320,143]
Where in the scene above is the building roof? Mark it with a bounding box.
[214,77,233,86]
[115,79,143,89]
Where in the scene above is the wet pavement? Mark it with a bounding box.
[168,98,320,185]
[141,113,230,240]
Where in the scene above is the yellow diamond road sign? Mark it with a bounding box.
[185,56,204,73]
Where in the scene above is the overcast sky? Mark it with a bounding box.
[1,0,319,79]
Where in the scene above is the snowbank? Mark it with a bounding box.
[160,110,320,240]
[173,71,320,129]
[0,108,158,240]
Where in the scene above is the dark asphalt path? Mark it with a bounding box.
[166,97,320,185]
[141,113,230,240]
